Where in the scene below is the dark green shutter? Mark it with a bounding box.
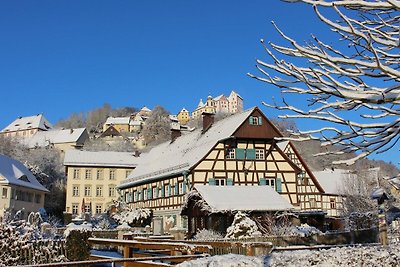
[208,178,216,185]
[161,186,165,197]
[236,149,245,160]
[168,184,172,196]
[175,184,179,195]
[183,181,187,193]
[259,178,267,186]
[246,149,256,160]
[227,178,233,186]
[276,177,282,192]
[148,188,152,199]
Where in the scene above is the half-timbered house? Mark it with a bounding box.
[118,107,339,233]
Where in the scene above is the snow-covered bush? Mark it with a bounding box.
[346,212,378,231]
[65,229,92,261]
[291,224,322,237]
[0,214,67,266]
[194,229,224,241]
[112,207,152,227]
[225,212,261,239]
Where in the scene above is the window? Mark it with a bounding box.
[309,198,317,209]
[255,149,265,160]
[84,186,91,197]
[2,188,7,198]
[226,148,235,159]
[84,204,91,213]
[125,170,132,178]
[164,184,170,197]
[265,178,275,189]
[27,192,33,202]
[85,169,92,180]
[96,204,102,214]
[34,194,41,204]
[249,116,262,125]
[96,186,103,197]
[72,204,78,214]
[153,187,158,198]
[96,169,103,180]
[73,169,80,179]
[109,170,116,180]
[143,188,148,200]
[215,178,226,186]
[330,198,336,209]
[72,185,79,197]
[178,182,183,194]
[109,185,116,197]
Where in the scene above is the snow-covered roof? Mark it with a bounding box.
[169,115,178,122]
[119,108,258,188]
[197,99,205,108]
[276,141,289,151]
[179,108,188,113]
[64,150,139,168]
[0,155,49,192]
[194,185,293,212]
[213,94,225,101]
[1,114,53,133]
[313,169,355,195]
[105,117,130,125]
[140,106,151,112]
[129,120,142,126]
[23,128,88,148]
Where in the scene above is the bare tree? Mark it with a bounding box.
[249,0,400,165]
[141,106,171,145]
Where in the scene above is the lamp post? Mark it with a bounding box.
[371,188,389,246]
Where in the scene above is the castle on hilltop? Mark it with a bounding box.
[177,91,243,125]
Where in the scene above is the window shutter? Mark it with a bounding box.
[276,177,282,192]
[259,178,266,186]
[208,178,216,185]
[248,116,253,125]
[246,149,256,160]
[236,149,245,160]
[175,184,179,195]
[227,178,233,186]
[141,189,145,200]
[161,186,165,197]
[183,181,187,193]
[258,116,263,125]
[148,188,152,199]
[135,191,138,202]
[168,184,172,196]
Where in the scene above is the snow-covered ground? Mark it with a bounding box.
[178,244,400,266]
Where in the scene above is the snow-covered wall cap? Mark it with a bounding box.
[0,154,49,192]
[1,114,53,133]
[313,169,356,195]
[23,128,87,148]
[64,150,139,167]
[194,185,293,212]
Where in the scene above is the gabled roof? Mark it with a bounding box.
[197,99,205,108]
[194,185,293,212]
[119,107,261,188]
[213,94,226,101]
[23,128,88,148]
[2,114,53,133]
[0,155,49,192]
[64,150,139,168]
[105,117,130,125]
[313,169,355,195]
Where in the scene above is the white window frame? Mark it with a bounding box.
[72,204,78,214]
[73,169,80,179]
[226,148,235,159]
[109,185,116,197]
[109,169,116,180]
[85,169,92,180]
[250,116,259,125]
[255,149,265,160]
[72,185,79,197]
[215,178,226,186]
[265,179,275,189]
[96,204,102,214]
[84,185,91,197]
[96,186,103,197]
[96,169,103,180]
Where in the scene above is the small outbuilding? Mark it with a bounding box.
[181,185,293,237]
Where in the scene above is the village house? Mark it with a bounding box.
[0,154,48,220]
[0,114,53,138]
[64,150,139,219]
[118,107,340,234]
[177,108,190,125]
[103,117,131,133]
[23,128,89,153]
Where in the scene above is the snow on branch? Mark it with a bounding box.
[249,0,400,165]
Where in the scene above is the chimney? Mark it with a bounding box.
[202,112,215,133]
[171,128,181,143]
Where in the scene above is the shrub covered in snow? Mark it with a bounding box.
[0,212,67,266]
[111,207,152,227]
[291,224,322,237]
[177,253,264,267]
[65,229,92,261]
[194,229,224,241]
[225,212,261,239]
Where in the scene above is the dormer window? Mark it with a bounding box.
[249,116,262,125]
[19,175,30,182]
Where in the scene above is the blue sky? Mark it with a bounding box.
[0,1,397,165]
